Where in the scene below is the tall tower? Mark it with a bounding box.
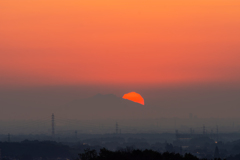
[203,125,206,135]
[116,122,119,134]
[175,130,179,140]
[174,118,176,129]
[52,113,55,137]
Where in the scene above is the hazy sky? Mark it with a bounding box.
[0,1,240,120]
[1,0,240,87]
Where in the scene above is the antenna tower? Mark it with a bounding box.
[203,125,206,135]
[116,122,119,134]
[52,113,55,137]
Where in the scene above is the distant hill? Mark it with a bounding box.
[56,94,149,120]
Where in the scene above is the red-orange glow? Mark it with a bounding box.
[0,0,240,87]
[122,92,144,105]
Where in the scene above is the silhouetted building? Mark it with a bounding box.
[176,130,192,141]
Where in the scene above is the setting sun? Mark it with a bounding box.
[122,92,144,105]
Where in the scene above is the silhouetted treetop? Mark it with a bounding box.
[78,148,218,160]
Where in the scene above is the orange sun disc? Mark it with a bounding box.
[122,92,144,105]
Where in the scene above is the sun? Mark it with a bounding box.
[122,92,144,105]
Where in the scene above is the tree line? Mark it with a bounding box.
[78,148,225,160]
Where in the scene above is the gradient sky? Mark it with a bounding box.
[1,1,240,122]
[0,0,240,87]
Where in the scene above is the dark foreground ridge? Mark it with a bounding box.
[78,148,225,160]
[2,140,240,160]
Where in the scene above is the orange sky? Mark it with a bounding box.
[0,0,240,87]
